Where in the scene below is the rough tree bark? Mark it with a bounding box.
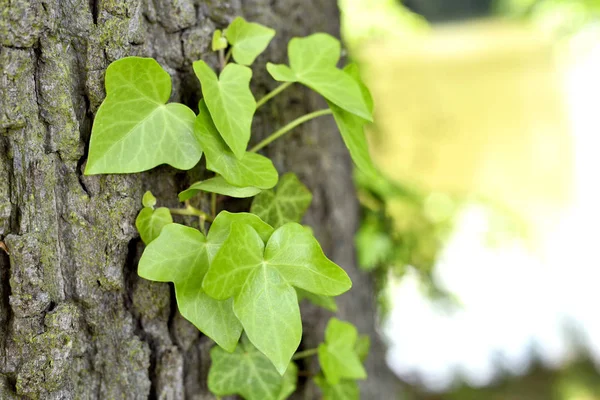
[0,0,402,399]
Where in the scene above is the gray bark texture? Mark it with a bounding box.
[0,0,402,399]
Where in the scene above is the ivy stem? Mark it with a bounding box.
[169,204,213,223]
[292,348,318,360]
[218,48,226,71]
[224,48,233,64]
[211,192,217,218]
[255,82,293,110]
[249,108,332,153]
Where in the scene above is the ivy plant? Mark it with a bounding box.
[85,16,376,399]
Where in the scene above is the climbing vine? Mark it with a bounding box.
[86,16,377,400]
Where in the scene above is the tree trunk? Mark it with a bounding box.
[0,0,401,399]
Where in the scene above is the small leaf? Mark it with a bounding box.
[208,336,297,400]
[266,34,371,121]
[212,29,228,51]
[142,191,157,208]
[296,288,338,312]
[138,223,242,351]
[195,100,278,189]
[224,17,276,65]
[193,60,255,159]
[135,207,172,245]
[85,57,201,175]
[314,375,359,400]
[203,222,351,373]
[318,318,367,385]
[179,176,261,201]
[250,173,312,228]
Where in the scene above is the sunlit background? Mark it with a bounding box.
[340,0,600,398]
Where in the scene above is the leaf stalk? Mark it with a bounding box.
[255,82,293,109]
[249,108,332,153]
[292,348,319,360]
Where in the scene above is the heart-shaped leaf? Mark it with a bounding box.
[250,173,312,228]
[314,375,359,400]
[203,222,351,373]
[193,60,255,159]
[135,207,172,245]
[318,318,367,385]
[179,176,261,201]
[224,17,276,65]
[212,29,228,51]
[208,336,297,400]
[195,100,278,189]
[266,34,372,121]
[85,57,201,175]
[138,223,243,351]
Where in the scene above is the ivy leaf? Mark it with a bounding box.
[138,223,242,351]
[266,34,372,121]
[343,63,374,113]
[314,375,359,400]
[224,17,276,66]
[193,60,255,159]
[203,222,351,373]
[212,29,228,51]
[135,207,172,245]
[318,318,367,385]
[142,191,157,208]
[179,176,261,201]
[208,336,298,400]
[195,100,278,189]
[296,288,338,312]
[250,173,312,228]
[85,57,201,175]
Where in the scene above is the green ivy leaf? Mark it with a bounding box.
[142,191,157,208]
[266,34,372,121]
[138,223,242,351]
[195,100,278,189]
[224,17,276,66]
[318,318,367,385]
[179,176,261,201]
[203,222,351,374]
[250,173,312,228]
[193,60,255,159]
[327,62,379,178]
[208,336,297,400]
[296,288,338,312]
[135,207,173,245]
[212,29,228,51]
[85,57,201,175]
[314,375,359,400]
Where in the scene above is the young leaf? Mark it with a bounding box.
[85,57,201,175]
[142,191,157,208]
[318,318,367,385]
[195,100,278,189]
[266,34,372,121]
[224,17,276,66]
[314,375,359,400]
[250,173,312,228]
[135,207,172,245]
[138,224,242,351]
[212,29,228,51]
[203,222,351,374]
[208,336,297,400]
[193,60,255,159]
[296,288,338,312]
[179,176,261,201]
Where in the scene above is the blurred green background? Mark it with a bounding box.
[340,1,600,399]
